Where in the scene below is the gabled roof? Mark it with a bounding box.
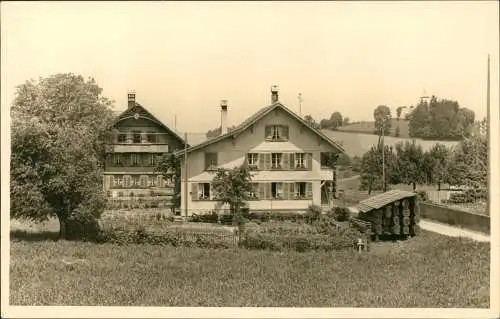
[355,190,417,213]
[174,102,346,157]
[112,103,189,147]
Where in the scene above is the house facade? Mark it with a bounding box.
[103,92,186,198]
[178,87,347,216]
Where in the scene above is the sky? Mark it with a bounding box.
[1,1,499,134]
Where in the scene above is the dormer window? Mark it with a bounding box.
[265,125,289,141]
[132,131,141,143]
[117,134,126,143]
[204,152,218,171]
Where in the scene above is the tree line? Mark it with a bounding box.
[358,134,487,194]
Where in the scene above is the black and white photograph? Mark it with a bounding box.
[1,1,499,318]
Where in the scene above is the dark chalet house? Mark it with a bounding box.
[103,91,187,198]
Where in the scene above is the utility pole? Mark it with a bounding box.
[382,119,386,192]
[298,93,303,117]
[486,54,491,216]
[184,132,188,217]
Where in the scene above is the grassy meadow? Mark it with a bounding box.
[9,222,489,307]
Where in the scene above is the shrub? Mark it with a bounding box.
[65,209,102,242]
[305,205,322,224]
[332,206,350,222]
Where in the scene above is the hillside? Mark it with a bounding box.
[322,130,459,158]
[337,118,410,138]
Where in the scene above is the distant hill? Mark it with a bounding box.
[337,118,410,138]
[322,130,459,158]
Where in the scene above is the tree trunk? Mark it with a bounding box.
[412,182,416,191]
[59,218,68,240]
[437,182,441,191]
[368,184,372,195]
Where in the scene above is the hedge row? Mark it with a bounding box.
[445,189,488,204]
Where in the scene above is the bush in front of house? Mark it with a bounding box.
[304,205,322,224]
[331,206,351,222]
[97,226,235,249]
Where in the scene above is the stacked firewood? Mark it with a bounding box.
[359,197,420,239]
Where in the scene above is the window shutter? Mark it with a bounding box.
[191,183,198,201]
[282,153,290,170]
[265,126,272,139]
[265,153,271,170]
[283,182,289,199]
[290,153,295,170]
[289,183,295,200]
[204,153,209,170]
[143,154,149,166]
[265,183,271,200]
[306,182,313,199]
[214,153,218,167]
[105,175,111,189]
[282,125,289,140]
[307,153,313,171]
[258,153,264,170]
[259,183,265,199]
[244,153,249,168]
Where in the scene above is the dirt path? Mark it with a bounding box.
[420,219,490,242]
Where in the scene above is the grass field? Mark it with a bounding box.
[9,226,489,307]
[322,129,460,157]
[337,119,411,138]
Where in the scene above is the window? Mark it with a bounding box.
[271,153,282,169]
[117,134,126,143]
[132,131,141,143]
[113,175,123,187]
[149,154,155,166]
[198,183,211,200]
[205,152,218,171]
[249,183,259,199]
[132,175,140,187]
[265,125,289,141]
[123,175,131,188]
[247,153,259,168]
[156,175,163,188]
[295,182,307,199]
[113,154,122,165]
[295,153,305,169]
[131,154,140,166]
[321,152,330,168]
[271,182,283,199]
[147,132,156,143]
[148,175,155,187]
[139,175,148,188]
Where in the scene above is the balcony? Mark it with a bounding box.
[107,144,170,153]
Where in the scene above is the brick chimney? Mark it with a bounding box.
[271,85,279,103]
[127,90,136,109]
[220,99,228,135]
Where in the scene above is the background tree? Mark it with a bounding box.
[359,146,382,195]
[303,114,321,129]
[445,134,487,189]
[206,125,236,139]
[211,165,255,221]
[394,126,400,137]
[329,112,343,129]
[10,73,115,239]
[396,106,404,121]
[373,105,392,137]
[155,153,181,213]
[343,117,350,126]
[408,96,475,140]
[423,143,450,190]
[393,140,426,191]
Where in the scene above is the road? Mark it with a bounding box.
[420,219,490,242]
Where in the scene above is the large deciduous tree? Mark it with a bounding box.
[211,165,255,222]
[424,143,451,190]
[373,105,392,139]
[10,73,115,239]
[393,140,426,191]
[155,153,181,213]
[445,134,487,189]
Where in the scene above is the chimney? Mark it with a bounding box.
[220,99,228,135]
[127,90,136,109]
[271,85,279,104]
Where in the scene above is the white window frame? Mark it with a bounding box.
[139,175,148,188]
[271,153,282,169]
[113,154,122,165]
[248,153,259,167]
[272,182,283,199]
[132,154,140,166]
[123,175,131,188]
[295,182,306,199]
[295,153,305,169]
[271,125,282,140]
[198,183,211,200]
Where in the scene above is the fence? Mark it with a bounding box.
[419,202,490,234]
[424,188,488,216]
